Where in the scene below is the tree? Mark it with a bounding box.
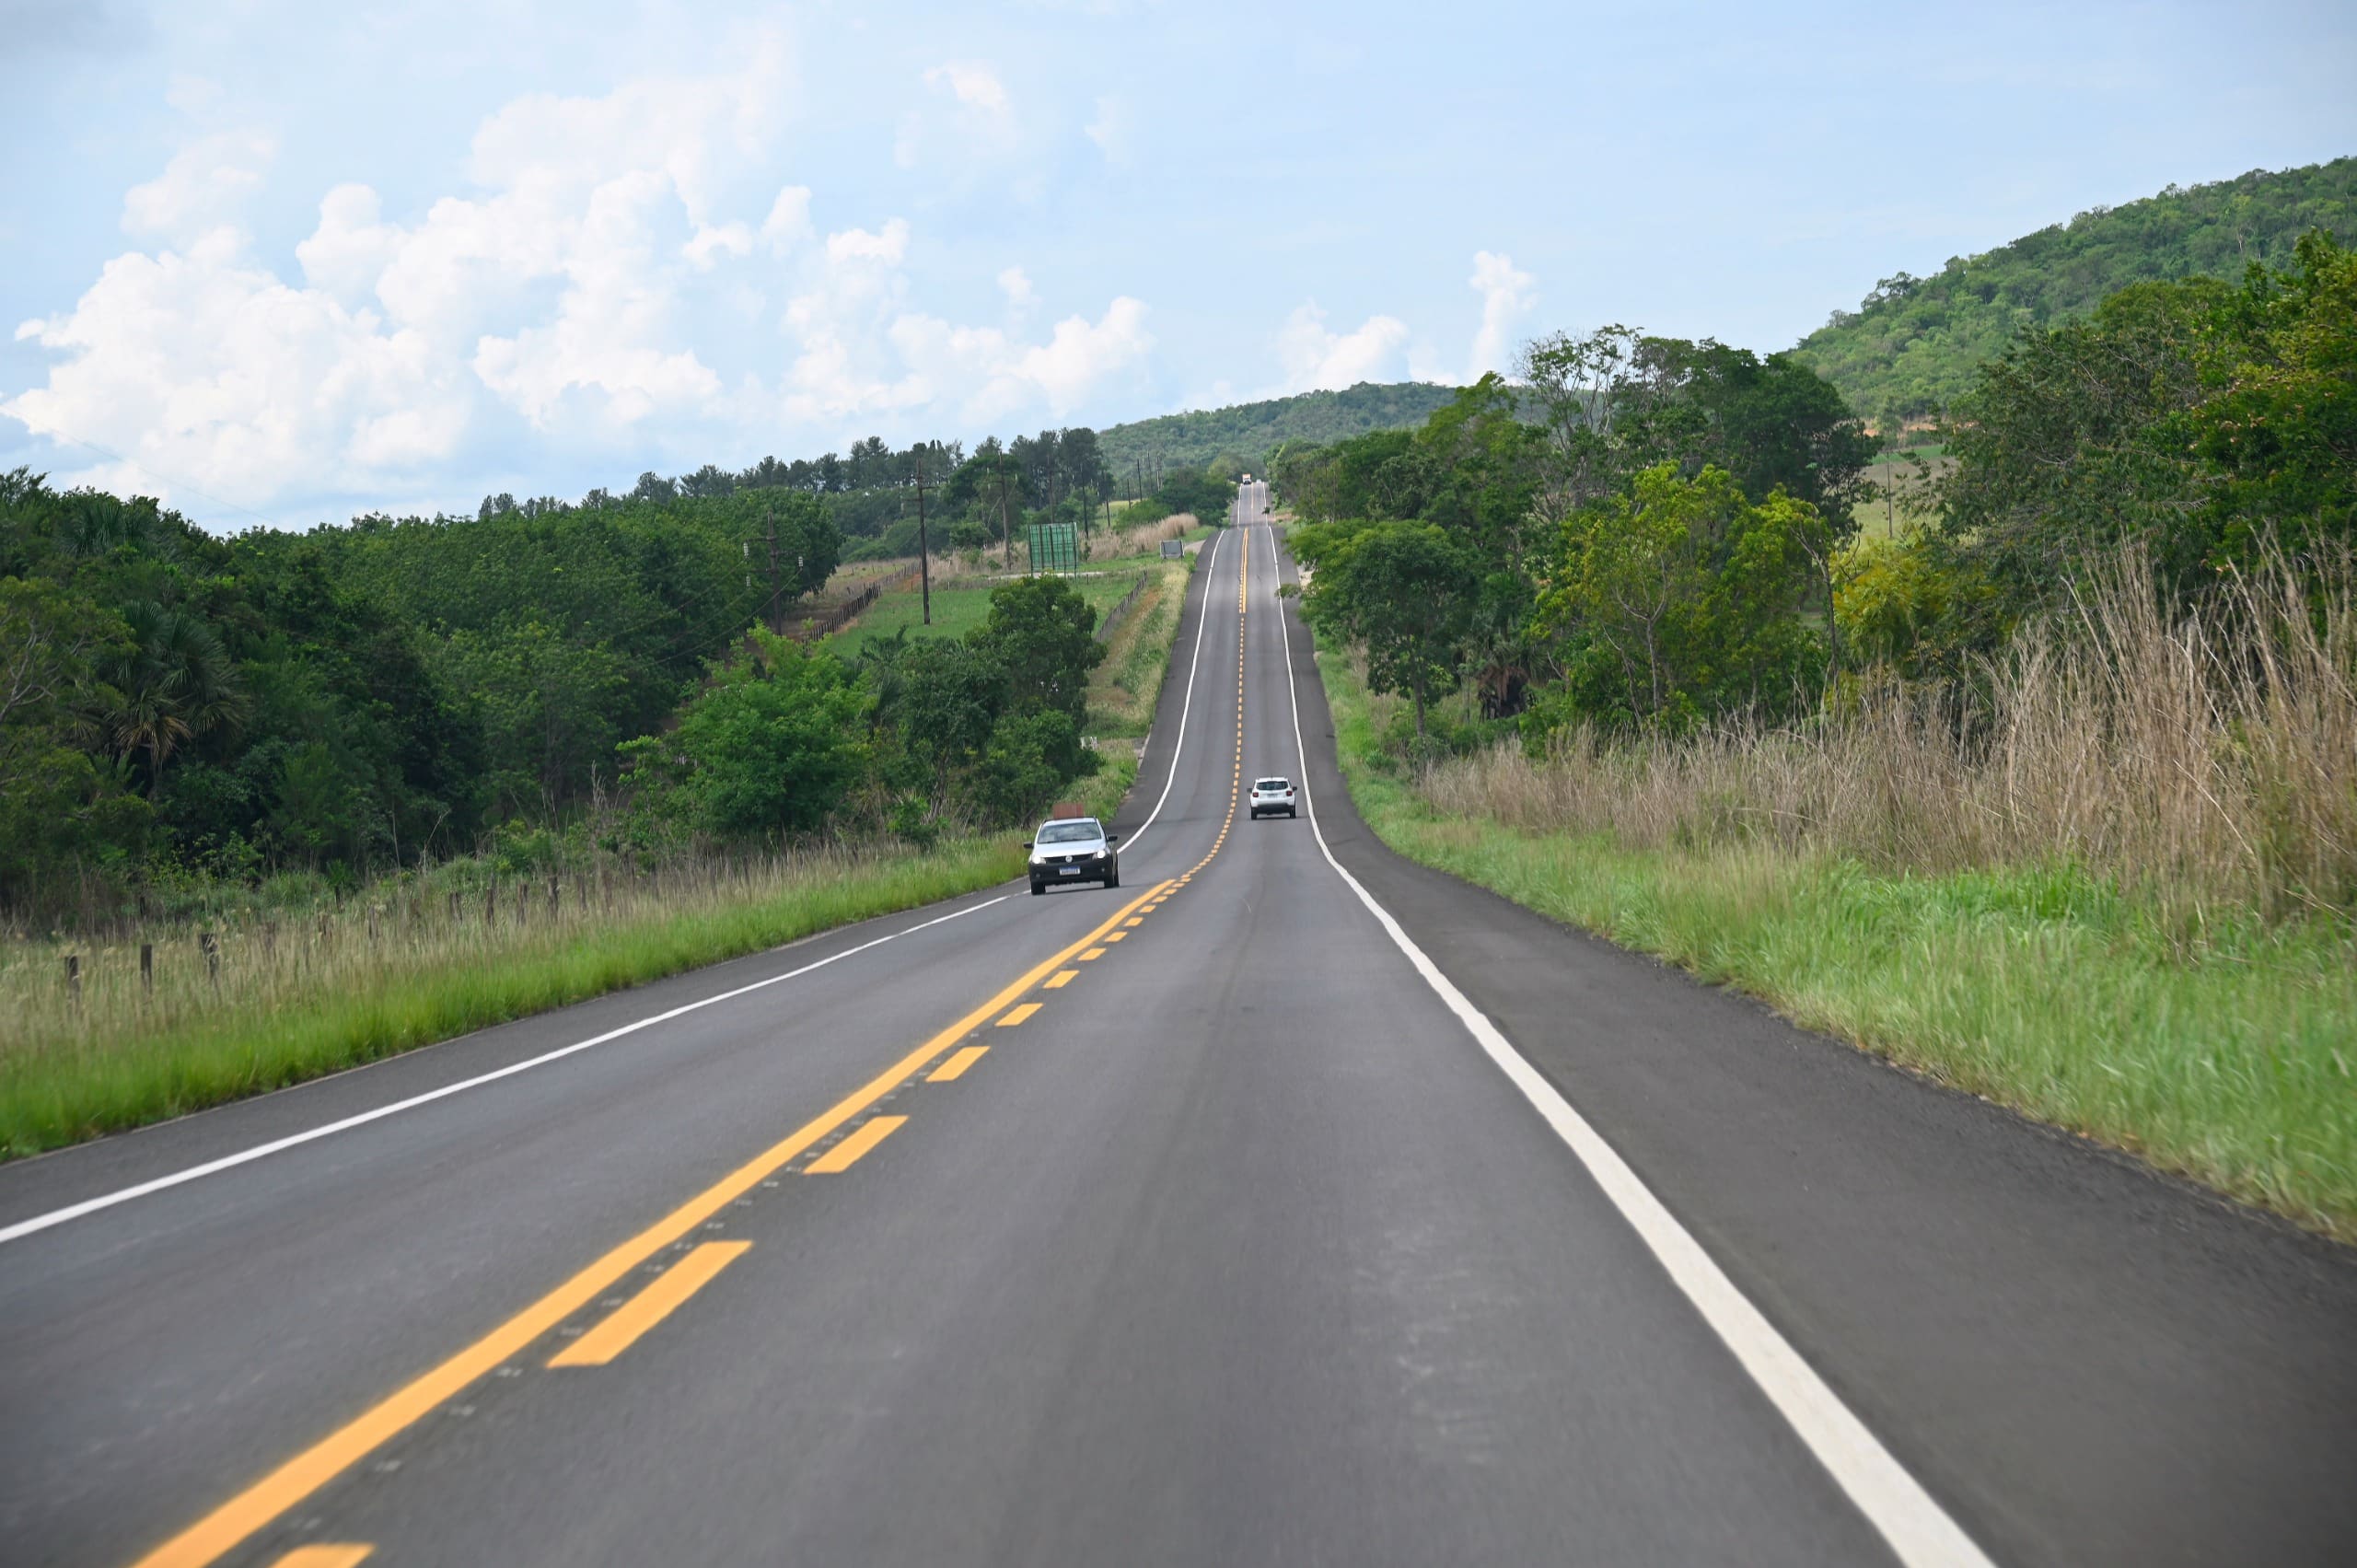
[1535,465,1824,732]
[1296,519,1478,741]
[2188,230,2357,570]
[1058,427,1113,532]
[110,601,249,794]
[619,631,868,842]
[947,438,1029,559]
[968,575,1104,726]
[0,576,147,902]
[1937,276,2223,612]
[885,638,1007,802]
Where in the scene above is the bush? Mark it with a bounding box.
[619,631,871,843]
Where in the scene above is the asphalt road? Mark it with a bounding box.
[3,501,2352,1566]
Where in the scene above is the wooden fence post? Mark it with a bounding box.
[65,954,80,1006]
[140,942,153,998]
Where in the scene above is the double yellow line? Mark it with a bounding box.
[132,879,1170,1568]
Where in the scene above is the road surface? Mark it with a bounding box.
[4,500,2353,1566]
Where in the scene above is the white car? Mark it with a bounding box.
[1027,817,1120,894]
[1248,777,1297,819]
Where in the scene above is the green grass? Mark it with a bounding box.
[826,569,1149,656]
[1849,452,1951,540]
[1313,644,2357,1240]
[0,838,1026,1157]
[1086,562,1189,738]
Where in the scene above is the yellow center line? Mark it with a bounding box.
[805,1115,907,1174]
[548,1241,750,1367]
[1103,931,1127,942]
[1043,970,1079,989]
[270,1550,373,1568]
[1078,947,1107,960]
[996,1002,1042,1027]
[128,876,1169,1568]
[928,1045,989,1081]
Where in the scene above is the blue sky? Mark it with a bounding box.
[5,0,2352,530]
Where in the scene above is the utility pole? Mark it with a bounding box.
[765,508,782,633]
[743,510,784,633]
[913,443,933,626]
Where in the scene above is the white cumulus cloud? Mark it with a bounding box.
[121,128,276,240]
[1466,249,1537,378]
[1275,302,1411,391]
[4,38,1163,518]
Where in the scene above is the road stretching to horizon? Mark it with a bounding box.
[3,485,2353,1566]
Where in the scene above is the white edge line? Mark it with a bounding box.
[1117,524,1225,861]
[0,895,1011,1247]
[1265,524,1996,1568]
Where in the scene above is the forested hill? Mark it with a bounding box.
[1097,382,1459,476]
[1793,157,2357,421]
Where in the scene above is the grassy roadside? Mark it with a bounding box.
[1311,641,2357,1241]
[0,838,1026,1158]
[826,567,1147,656]
[1086,559,1190,738]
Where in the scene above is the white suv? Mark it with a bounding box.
[1028,817,1120,894]
[1248,777,1297,819]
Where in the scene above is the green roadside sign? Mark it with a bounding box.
[1027,522,1078,575]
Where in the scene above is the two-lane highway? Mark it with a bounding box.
[5,499,2353,1566]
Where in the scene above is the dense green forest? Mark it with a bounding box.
[1097,382,1459,478]
[1288,234,2354,757]
[0,458,1147,921]
[1792,157,2357,422]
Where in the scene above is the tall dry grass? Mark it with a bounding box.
[1082,512,1195,563]
[1423,552,2357,930]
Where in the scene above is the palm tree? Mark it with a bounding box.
[110,602,248,793]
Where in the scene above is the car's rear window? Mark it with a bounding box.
[1036,820,1101,843]
[1254,778,1291,790]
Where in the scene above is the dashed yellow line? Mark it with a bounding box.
[806,1116,907,1174]
[270,1550,373,1568]
[928,1046,989,1082]
[126,877,1167,1568]
[1044,970,1079,989]
[996,1003,1042,1027]
[1079,947,1107,960]
[548,1242,750,1367]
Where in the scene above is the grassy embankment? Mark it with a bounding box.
[1309,562,2357,1240]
